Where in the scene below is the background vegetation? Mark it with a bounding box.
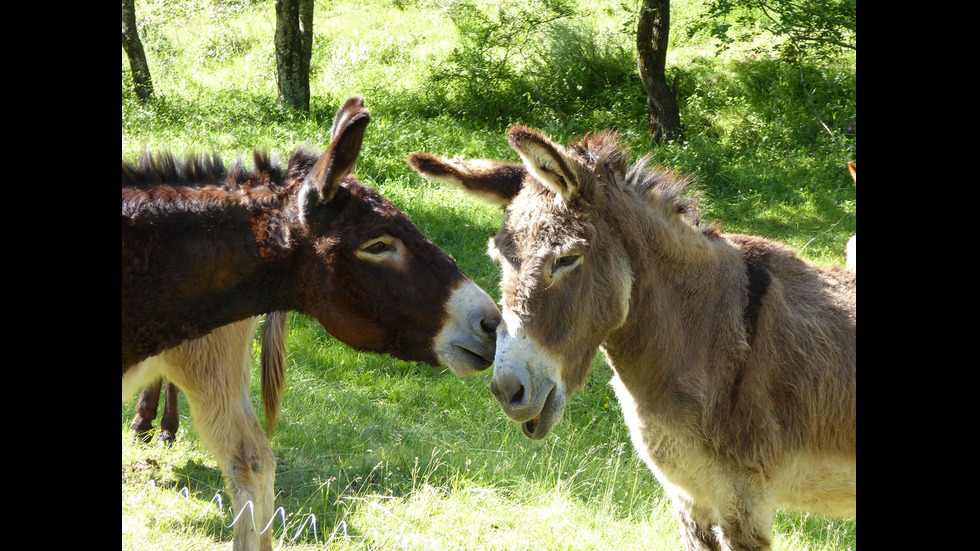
[122,0,855,548]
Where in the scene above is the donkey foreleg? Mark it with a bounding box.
[186,375,276,551]
[677,505,773,551]
[224,420,276,551]
[671,473,775,551]
[675,500,722,551]
[712,512,774,551]
[710,486,775,551]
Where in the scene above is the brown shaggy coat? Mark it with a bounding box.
[408,125,855,551]
[122,97,499,379]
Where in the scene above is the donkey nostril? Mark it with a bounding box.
[510,385,525,406]
[480,314,500,335]
[490,376,526,409]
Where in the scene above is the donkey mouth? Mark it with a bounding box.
[455,344,494,371]
[523,414,542,436]
[433,279,500,377]
[521,385,563,440]
[439,340,495,377]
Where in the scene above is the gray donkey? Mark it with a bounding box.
[408,125,855,551]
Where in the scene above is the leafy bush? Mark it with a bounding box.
[422,0,642,132]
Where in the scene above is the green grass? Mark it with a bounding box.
[123,0,855,548]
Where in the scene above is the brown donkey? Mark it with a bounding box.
[124,97,500,550]
[123,96,500,391]
[408,126,855,551]
[128,313,287,551]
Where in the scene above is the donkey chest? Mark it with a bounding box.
[609,373,709,478]
[608,371,736,505]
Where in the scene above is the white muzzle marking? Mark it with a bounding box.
[433,279,500,376]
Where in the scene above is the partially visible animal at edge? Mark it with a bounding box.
[123,97,501,551]
[846,162,856,272]
[407,125,856,551]
[129,378,179,445]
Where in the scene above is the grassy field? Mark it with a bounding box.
[122,0,855,549]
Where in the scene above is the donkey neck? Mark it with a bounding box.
[598,194,747,407]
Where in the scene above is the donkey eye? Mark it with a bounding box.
[356,236,407,264]
[552,254,582,273]
[361,239,391,254]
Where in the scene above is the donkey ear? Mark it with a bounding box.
[507,124,580,202]
[406,153,525,207]
[329,96,367,141]
[304,98,371,205]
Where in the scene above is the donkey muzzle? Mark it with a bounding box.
[489,325,566,439]
[433,279,501,376]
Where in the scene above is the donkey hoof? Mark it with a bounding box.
[132,429,155,445]
[156,430,177,447]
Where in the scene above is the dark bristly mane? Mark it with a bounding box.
[121,149,319,193]
[569,130,716,237]
[122,151,229,189]
[121,150,319,226]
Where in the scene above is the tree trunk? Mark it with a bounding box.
[122,0,154,102]
[636,0,682,143]
[275,0,314,112]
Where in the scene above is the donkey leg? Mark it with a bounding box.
[714,514,772,551]
[156,381,181,446]
[713,486,775,551]
[225,411,276,551]
[183,356,275,551]
[676,501,722,551]
[183,389,275,550]
[130,378,163,443]
[160,318,273,550]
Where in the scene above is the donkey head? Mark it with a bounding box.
[407,125,638,437]
[293,98,501,376]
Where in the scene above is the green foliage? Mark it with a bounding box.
[432,0,576,100]
[122,0,856,548]
[647,0,856,263]
[693,0,856,59]
[421,0,640,131]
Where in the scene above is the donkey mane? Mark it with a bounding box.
[566,130,719,238]
[123,151,227,189]
[121,149,329,230]
[122,148,327,192]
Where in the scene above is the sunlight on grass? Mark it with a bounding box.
[334,482,681,550]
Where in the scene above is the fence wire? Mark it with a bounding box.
[127,479,355,548]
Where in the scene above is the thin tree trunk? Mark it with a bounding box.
[636,0,682,142]
[275,0,314,111]
[122,0,155,102]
